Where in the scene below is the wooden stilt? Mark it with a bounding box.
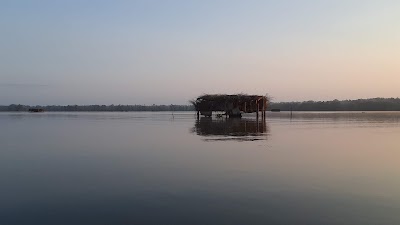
[256,101,259,119]
[262,97,265,119]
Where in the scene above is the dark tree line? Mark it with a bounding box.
[269,98,400,111]
[2,98,400,112]
[0,104,195,112]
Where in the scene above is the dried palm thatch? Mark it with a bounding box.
[190,93,269,114]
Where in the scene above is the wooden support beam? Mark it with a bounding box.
[256,100,259,119]
[262,97,265,118]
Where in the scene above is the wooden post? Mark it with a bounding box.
[262,97,265,119]
[290,105,293,119]
[256,100,259,120]
[264,97,267,119]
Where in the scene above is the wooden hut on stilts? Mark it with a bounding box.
[191,94,268,119]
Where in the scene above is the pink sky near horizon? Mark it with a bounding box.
[1,1,399,105]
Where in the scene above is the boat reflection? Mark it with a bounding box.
[192,117,269,142]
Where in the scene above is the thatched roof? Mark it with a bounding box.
[192,94,265,105]
[193,93,263,102]
[190,94,268,112]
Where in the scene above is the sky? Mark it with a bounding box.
[1,0,399,105]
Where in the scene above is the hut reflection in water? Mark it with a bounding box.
[192,117,269,142]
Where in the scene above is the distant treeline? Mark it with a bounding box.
[269,98,400,111]
[0,104,194,112]
[2,98,400,112]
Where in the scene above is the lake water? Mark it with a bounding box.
[1,112,400,225]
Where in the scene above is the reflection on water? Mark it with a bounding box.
[267,111,400,124]
[192,117,269,141]
[1,112,400,225]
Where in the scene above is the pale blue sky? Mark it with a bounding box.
[1,0,399,105]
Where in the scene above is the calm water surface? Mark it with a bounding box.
[1,112,400,225]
